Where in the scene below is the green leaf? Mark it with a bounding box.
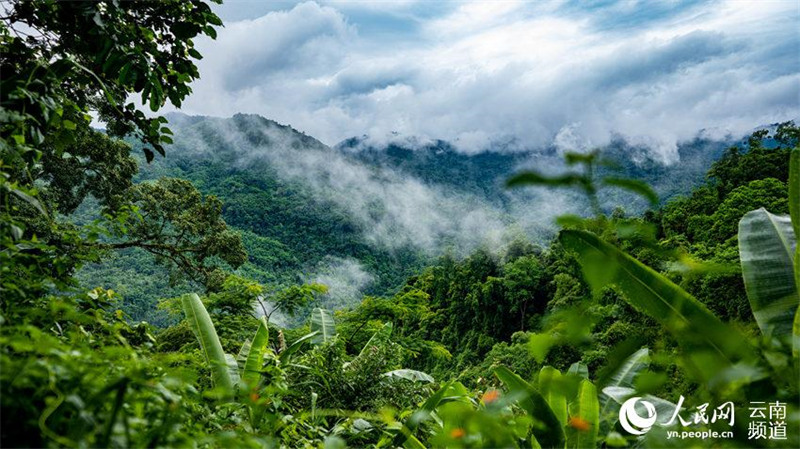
[568,380,599,449]
[278,331,318,364]
[602,177,659,206]
[560,230,756,383]
[310,308,335,344]
[528,332,556,362]
[382,369,434,383]
[599,348,649,423]
[565,152,596,166]
[608,348,649,390]
[538,366,568,427]
[188,48,203,60]
[180,293,234,399]
[789,147,799,239]
[401,434,426,449]
[10,187,46,215]
[495,366,565,449]
[393,381,455,448]
[789,148,800,292]
[793,304,800,359]
[172,22,198,39]
[237,317,270,389]
[567,362,589,380]
[225,353,241,388]
[738,209,799,338]
[62,119,76,130]
[10,225,23,241]
[507,171,585,188]
[148,77,163,111]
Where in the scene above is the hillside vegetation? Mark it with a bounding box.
[78,112,735,327]
[1,2,798,448]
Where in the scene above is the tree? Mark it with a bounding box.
[0,0,223,305]
[103,178,248,292]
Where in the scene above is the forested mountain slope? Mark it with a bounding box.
[79,113,743,326]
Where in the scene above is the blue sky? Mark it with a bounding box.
[174,0,800,160]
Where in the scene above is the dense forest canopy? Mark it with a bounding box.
[1,1,799,449]
[76,112,737,327]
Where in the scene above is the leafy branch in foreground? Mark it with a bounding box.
[507,150,659,216]
[507,138,799,447]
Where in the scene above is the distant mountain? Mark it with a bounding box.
[78,113,739,325]
[335,131,734,207]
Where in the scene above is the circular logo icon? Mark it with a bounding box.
[619,397,657,435]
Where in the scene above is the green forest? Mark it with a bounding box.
[1,2,798,448]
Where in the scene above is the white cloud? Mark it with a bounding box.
[174,0,800,160]
[308,257,374,309]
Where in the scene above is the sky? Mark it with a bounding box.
[171,0,800,160]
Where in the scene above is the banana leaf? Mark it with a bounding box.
[738,209,798,338]
[310,308,335,344]
[788,148,800,321]
[789,148,799,239]
[278,331,318,364]
[794,304,800,359]
[225,353,241,388]
[599,348,649,420]
[609,348,648,388]
[238,317,270,388]
[393,380,454,448]
[560,230,756,383]
[495,366,565,449]
[567,362,589,380]
[383,369,434,383]
[538,366,568,427]
[568,380,599,449]
[181,293,235,399]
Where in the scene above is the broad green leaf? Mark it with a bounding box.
[599,348,649,424]
[507,171,586,188]
[10,187,47,215]
[608,348,649,389]
[603,177,659,206]
[738,209,799,338]
[789,147,799,239]
[237,317,270,389]
[568,380,599,449]
[567,362,589,380]
[180,293,234,399]
[793,304,800,359]
[310,308,335,344]
[225,353,240,388]
[383,369,434,383]
[789,148,800,292]
[393,381,455,447]
[495,366,565,449]
[401,433,426,449]
[560,230,756,383]
[278,331,318,364]
[538,366,568,427]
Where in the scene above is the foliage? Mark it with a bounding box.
[2,1,798,445]
[0,0,226,308]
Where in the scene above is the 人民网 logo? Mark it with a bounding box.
[619,397,658,435]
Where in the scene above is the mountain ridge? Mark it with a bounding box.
[81,112,746,325]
